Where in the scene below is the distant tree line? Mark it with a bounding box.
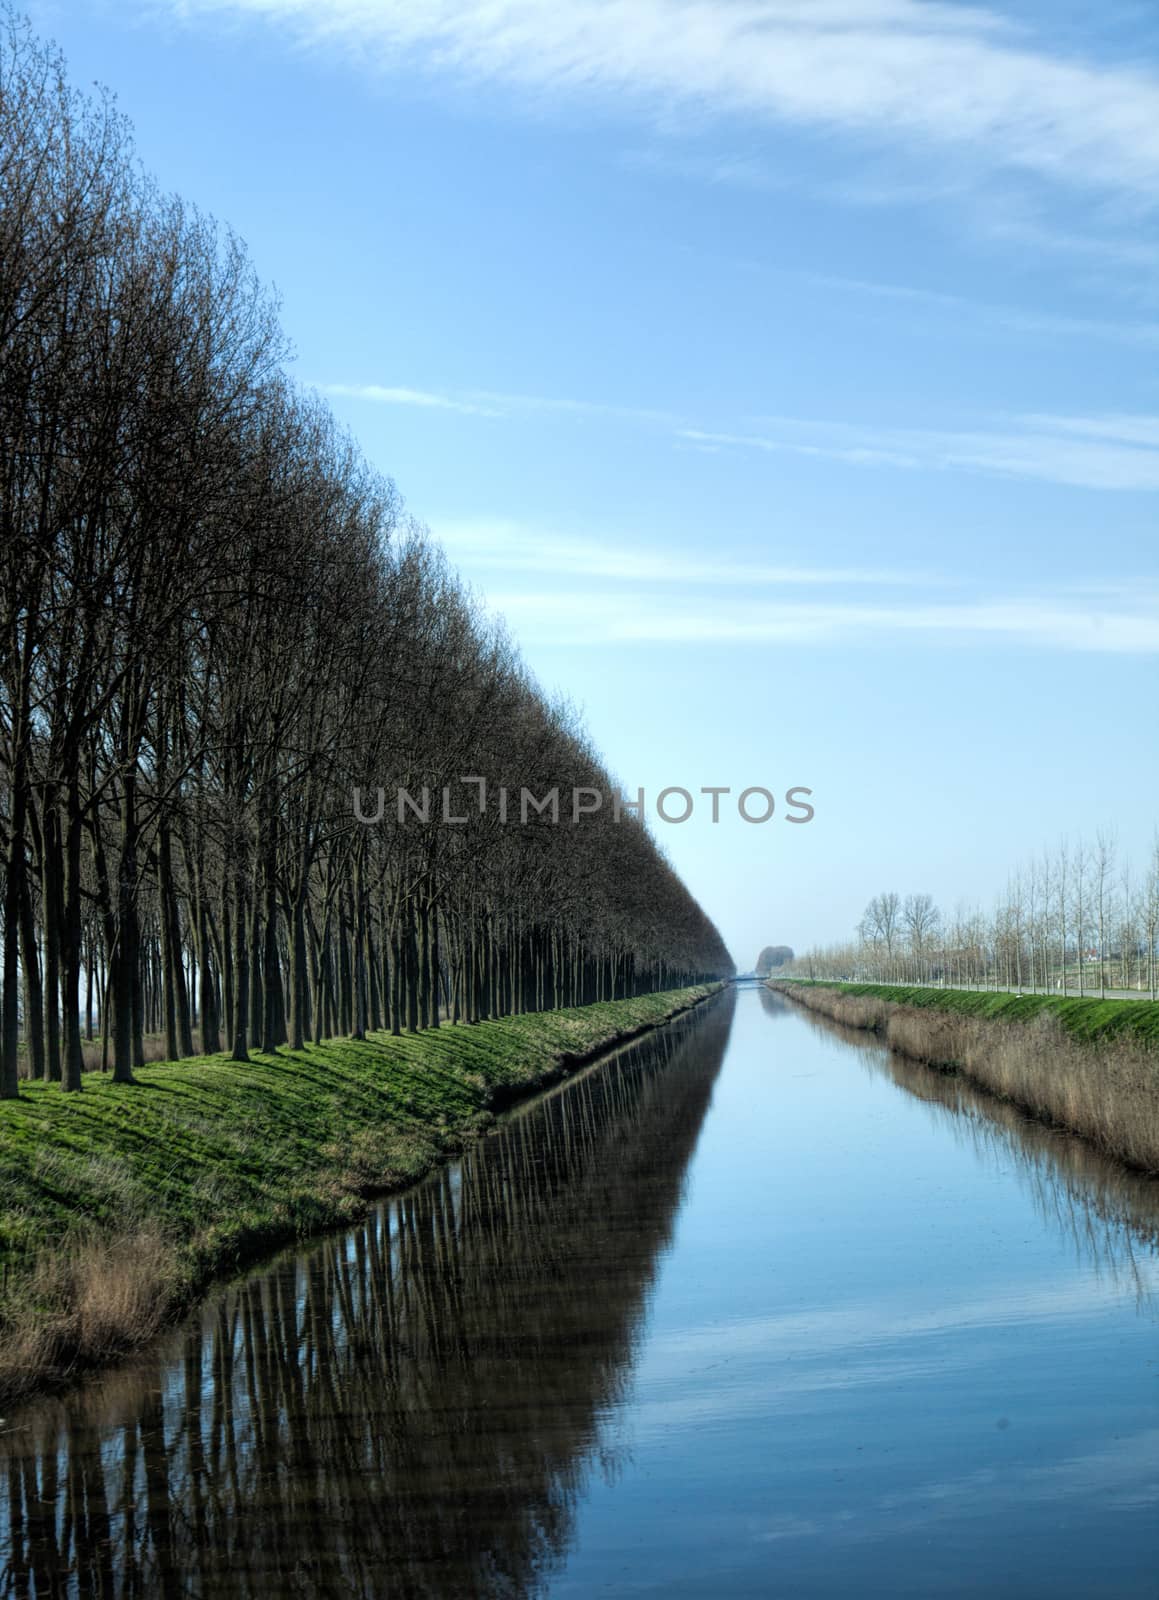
[754,946,793,976]
[0,16,731,1095]
[787,832,1159,998]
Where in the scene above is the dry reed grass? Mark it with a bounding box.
[0,1228,176,1403]
[775,983,1159,1175]
[17,1033,173,1080]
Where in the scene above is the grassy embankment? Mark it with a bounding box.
[770,979,1159,1174]
[0,985,717,1405]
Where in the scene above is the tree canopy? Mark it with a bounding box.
[0,14,732,1096]
[755,946,794,976]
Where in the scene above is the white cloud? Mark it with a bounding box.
[1020,413,1159,448]
[621,145,797,194]
[968,208,1159,276]
[166,0,1159,205]
[469,390,677,426]
[432,501,1159,658]
[327,375,1159,492]
[479,584,1159,653]
[800,273,1159,348]
[434,517,935,586]
[680,425,925,472]
[319,381,676,427]
[683,413,1159,491]
[318,382,503,416]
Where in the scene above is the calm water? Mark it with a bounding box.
[3,987,1159,1597]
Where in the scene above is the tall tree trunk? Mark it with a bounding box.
[404,898,419,1032]
[194,882,219,1055]
[231,856,250,1063]
[17,858,45,1080]
[60,775,86,1090]
[351,852,367,1041]
[158,822,180,1063]
[1,755,29,1098]
[289,891,309,1050]
[248,883,263,1048]
[261,830,281,1054]
[41,799,63,1082]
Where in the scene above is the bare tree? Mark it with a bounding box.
[902,893,940,983]
[0,18,733,1101]
[1092,830,1117,1000]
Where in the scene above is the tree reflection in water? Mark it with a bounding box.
[795,1005,1159,1305]
[0,995,732,1599]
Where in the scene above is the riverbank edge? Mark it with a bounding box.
[769,979,1159,1176]
[0,984,721,1408]
[769,979,1159,1045]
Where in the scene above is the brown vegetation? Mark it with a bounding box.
[2,1228,174,1402]
[773,981,1159,1174]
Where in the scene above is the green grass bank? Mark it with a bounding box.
[770,979,1159,1175]
[0,985,717,1405]
[775,980,1159,1046]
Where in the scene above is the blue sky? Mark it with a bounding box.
[39,0,1159,963]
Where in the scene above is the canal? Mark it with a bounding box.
[3,986,1158,1596]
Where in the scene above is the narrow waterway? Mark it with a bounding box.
[3,987,1159,1598]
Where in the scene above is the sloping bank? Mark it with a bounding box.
[0,984,719,1406]
[769,980,1159,1176]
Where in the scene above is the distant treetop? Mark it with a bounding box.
[755,946,794,975]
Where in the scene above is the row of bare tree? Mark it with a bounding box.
[791,832,1159,997]
[0,16,731,1095]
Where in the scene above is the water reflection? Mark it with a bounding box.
[0,996,732,1599]
[756,985,794,1021]
[793,1004,1159,1305]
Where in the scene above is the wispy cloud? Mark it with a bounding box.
[1021,413,1159,448]
[329,378,1159,492]
[318,381,676,427]
[968,207,1159,279]
[682,413,1159,491]
[433,516,1159,653]
[621,145,796,194]
[485,586,1159,653]
[319,383,503,417]
[681,425,925,472]
[799,273,1159,348]
[167,0,1159,205]
[435,518,935,586]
